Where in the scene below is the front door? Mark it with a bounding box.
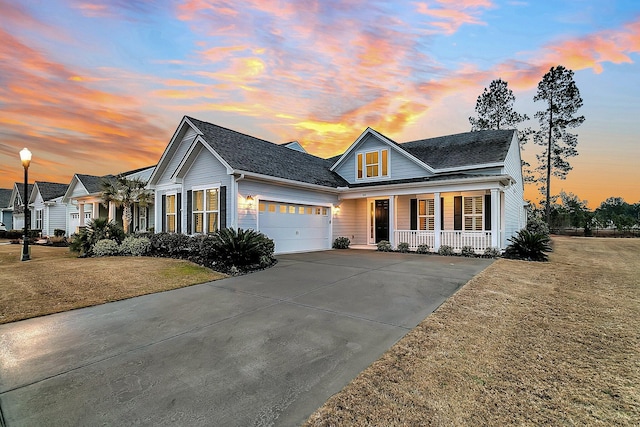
[375,199,389,243]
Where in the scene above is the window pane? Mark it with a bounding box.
[322,208,328,215]
[289,205,296,214]
[427,200,435,215]
[382,149,388,176]
[194,213,204,233]
[206,189,218,211]
[279,204,286,213]
[366,151,378,165]
[357,153,363,179]
[167,215,176,233]
[465,217,473,230]
[207,213,218,233]
[419,200,426,215]
[419,217,427,230]
[306,207,312,214]
[428,217,435,231]
[367,165,378,177]
[298,206,305,214]
[167,195,175,214]
[193,190,204,211]
[258,201,266,212]
[268,203,276,213]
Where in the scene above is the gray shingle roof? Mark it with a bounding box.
[400,129,515,169]
[0,188,12,208]
[186,117,348,188]
[36,182,68,201]
[76,174,114,194]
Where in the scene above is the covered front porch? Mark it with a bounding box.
[333,181,509,254]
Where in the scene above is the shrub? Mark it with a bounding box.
[4,230,23,240]
[397,242,410,253]
[148,232,191,258]
[120,236,151,256]
[438,245,454,256]
[69,218,125,257]
[332,236,351,249]
[376,240,392,252]
[416,244,430,254]
[93,239,121,257]
[49,236,69,247]
[54,229,66,237]
[526,214,550,236]
[185,234,219,268]
[461,246,476,257]
[213,228,275,272]
[482,247,501,258]
[503,229,552,262]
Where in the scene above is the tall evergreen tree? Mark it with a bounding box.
[469,78,529,130]
[469,78,533,180]
[533,65,585,225]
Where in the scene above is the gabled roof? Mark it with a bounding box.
[76,174,113,194]
[186,116,347,188]
[401,129,516,170]
[9,183,33,210]
[0,188,12,208]
[33,182,68,202]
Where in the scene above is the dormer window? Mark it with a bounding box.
[357,149,389,179]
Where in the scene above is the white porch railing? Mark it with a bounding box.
[396,230,435,249]
[395,230,492,253]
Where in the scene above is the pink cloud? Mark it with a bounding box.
[415,0,494,35]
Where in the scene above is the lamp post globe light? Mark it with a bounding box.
[20,148,32,261]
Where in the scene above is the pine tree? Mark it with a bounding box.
[469,78,533,180]
[533,66,585,225]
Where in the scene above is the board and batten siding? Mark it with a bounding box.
[237,180,338,231]
[334,133,429,184]
[502,135,526,245]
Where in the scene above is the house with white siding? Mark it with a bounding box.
[0,188,12,230]
[149,116,526,254]
[28,182,68,237]
[62,166,155,235]
[7,183,33,232]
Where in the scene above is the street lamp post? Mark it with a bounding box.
[20,148,32,262]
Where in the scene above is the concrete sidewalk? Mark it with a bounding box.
[0,250,492,426]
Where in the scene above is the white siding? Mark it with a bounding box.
[502,135,526,244]
[396,195,412,230]
[155,131,197,187]
[182,148,233,233]
[70,183,88,198]
[332,198,368,245]
[45,203,67,236]
[334,133,429,184]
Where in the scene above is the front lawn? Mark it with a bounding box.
[0,242,225,324]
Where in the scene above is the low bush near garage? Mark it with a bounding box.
[332,236,351,249]
[396,242,410,253]
[416,244,431,254]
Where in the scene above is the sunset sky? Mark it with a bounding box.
[0,0,638,208]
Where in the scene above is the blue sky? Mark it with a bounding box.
[0,0,638,206]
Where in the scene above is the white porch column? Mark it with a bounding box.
[491,189,500,248]
[92,202,100,219]
[389,196,396,247]
[434,192,441,251]
[108,201,116,222]
[78,203,85,227]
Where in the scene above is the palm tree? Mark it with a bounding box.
[100,175,152,234]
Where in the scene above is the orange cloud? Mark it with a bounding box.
[415,0,493,35]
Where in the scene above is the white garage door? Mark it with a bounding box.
[258,200,331,254]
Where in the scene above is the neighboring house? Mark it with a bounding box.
[62,166,156,235]
[8,183,33,232]
[0,188,13,230]
[28,182,69,236]
[149,116,526,254]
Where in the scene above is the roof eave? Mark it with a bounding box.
[234,170,341,193]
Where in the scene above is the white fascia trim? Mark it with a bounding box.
[330,128,435,174]
[154,183,182,192]
[149,116,202,186]
[339,174,514,199]
[234,170,340,194]
[433,162,504,174]
[61,175,89,204]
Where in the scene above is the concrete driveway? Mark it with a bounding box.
[0,250,492,426]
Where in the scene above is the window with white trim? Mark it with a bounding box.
[418,199,435,230]
[193,188,219,234]
[166,194,176,233]
[357,149,389,179]
[35,209,43,230]
[139,206,147,231]
[464,196,483,231]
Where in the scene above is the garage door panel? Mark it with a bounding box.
[258,201,331,254]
